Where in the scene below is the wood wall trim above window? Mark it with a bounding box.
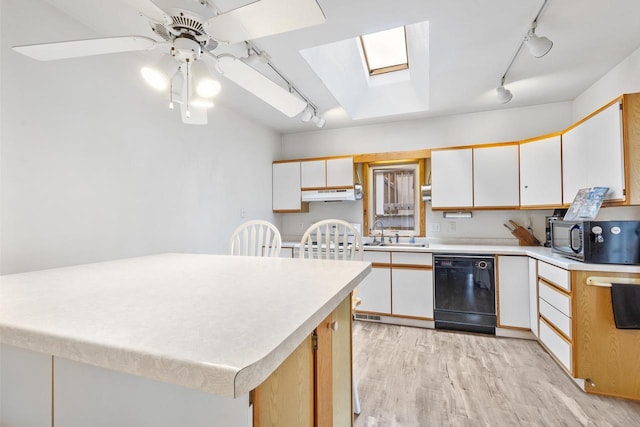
[354,149,431,163]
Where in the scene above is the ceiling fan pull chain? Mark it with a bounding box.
[185,59,191,118]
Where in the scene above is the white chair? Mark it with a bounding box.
[228,220,282,257]
[299,219,363,414]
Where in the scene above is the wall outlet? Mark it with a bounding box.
[298,222,306,230]
[429,222,441,233]
[447,221,456,232]
[240,208,246,218]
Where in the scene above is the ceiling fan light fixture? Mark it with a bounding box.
[524,30,553,58]
[191,97,215,109]
[496,85,512,104]
[141,54,178,91]
[192,60,221,98]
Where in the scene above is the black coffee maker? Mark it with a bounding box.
[544,208,568,247]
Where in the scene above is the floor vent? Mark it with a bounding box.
[355,313,381,321]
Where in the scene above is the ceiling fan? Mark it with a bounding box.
[12,0,325,124]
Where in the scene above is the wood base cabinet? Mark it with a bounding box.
[573,271,640,401]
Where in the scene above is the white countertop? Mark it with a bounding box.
[0,253,371,398]
[283,241,640,273]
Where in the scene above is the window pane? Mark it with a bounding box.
[361,27,408,74]
[371,166,416,232]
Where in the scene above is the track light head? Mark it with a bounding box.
[496,85,512,104]
[300,105,313,122]
[524,29,553,58]
[311,114,326,128]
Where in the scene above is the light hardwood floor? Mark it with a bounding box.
[352,321,640,427]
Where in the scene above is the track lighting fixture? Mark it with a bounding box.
[524,25,553,58]
[311,114,326,128]
[495,0,552,104]
[496,85,512,104]
[300,105,313,122]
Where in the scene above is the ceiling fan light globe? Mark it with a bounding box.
[141,66,169,91]
[191,97,215,109]
[196,79,221,98]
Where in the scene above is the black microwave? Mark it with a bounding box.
[551,220,640,265]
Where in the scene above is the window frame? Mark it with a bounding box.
[363,159,425,238]
[359,26,409,76]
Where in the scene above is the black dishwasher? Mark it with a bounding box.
[433,254,496,335]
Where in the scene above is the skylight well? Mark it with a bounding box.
[360,26,409,76]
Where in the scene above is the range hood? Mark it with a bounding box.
[301,188,356,202]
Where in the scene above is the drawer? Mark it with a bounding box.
[539,280,572,317]
[363,251,391,264]
[539,318,572,373]
[392,252,432,267]
[538,261,570,291]
[539,298,572,339]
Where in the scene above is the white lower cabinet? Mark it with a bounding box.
[539,318,573,373]
[497,255,530,329]
[357,267,391,314]
[0,344,52,427]
[391,268,433,318]
[356,251,391,314]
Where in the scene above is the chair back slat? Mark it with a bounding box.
[299,219,363,261]
[229,220,282,257]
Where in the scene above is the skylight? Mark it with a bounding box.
[360,26,409,76]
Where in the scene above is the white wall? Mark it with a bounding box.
[573,46,640,121]
[0,0,280,274]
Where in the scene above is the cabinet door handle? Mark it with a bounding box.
[328,321,339,331]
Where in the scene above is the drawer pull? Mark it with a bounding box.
[586,276,640,288]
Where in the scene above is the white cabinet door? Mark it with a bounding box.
[528,258,539,337]
[431,148,473,208]
[300,160,326,189]
[562,102,625,204]
[391,268,433,319]
[356,267,391,314]
[326,157,353,187]
[1,344,52,427]
[520,136,562,207]
[273,162,302,211]
[497,255,530,329]
[473,145,520,207]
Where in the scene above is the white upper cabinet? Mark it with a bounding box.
[273,162,304,212]
[300,160,325,188]
[520,135,562,208]
[300,157,353,189]
[431,148,473,208]
[326,157,354,187]
[473,144,520,208]
[562,101,625,204]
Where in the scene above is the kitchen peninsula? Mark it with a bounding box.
[0,253,371,426]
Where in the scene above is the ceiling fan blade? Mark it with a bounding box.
[122,0,172,25]
[204,0,325,44]
[12,36,159,61]
[217,55,307,117]
[180,103,208,125]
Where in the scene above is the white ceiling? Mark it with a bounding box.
[32,0,640,133]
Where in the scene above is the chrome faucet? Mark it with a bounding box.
[372,220,385,244]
